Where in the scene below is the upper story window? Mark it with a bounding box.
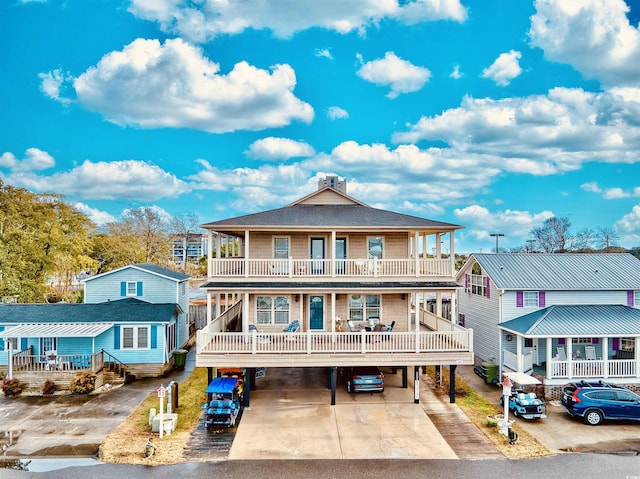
[126,281,137,296]
[122,281,142,297]
[516,291,546,308]
[367,237,383,260]
[273,237,289,259]
[122,326,149,349]
[256,296,290,325]
[465,265,490,298]
[348,294,380,322]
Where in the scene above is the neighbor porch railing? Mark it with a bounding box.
[197,329,473,356]
[10,351,104,373]
[549,359,637,379]
[209,257,452,278]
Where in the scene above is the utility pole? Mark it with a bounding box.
[526,239,535,253]
[490,233,504,253]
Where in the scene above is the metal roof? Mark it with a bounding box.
[205,377,241,394]
[84,263,190,283]
[498,305,640,337]
[0,298,181,325]
[464,253,640,290]
[201,204,462,232]
[0,322,113,339]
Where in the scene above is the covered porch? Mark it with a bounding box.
[498,305,640,395]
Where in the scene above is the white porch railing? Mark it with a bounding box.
[502,350,534,374]
[209,257,452,278]
[549,359,636,379]
[197,329,473,356]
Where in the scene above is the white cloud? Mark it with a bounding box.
[450,64,463,79]
[615,204,640,244]
[0,148,55,172]
[245,137,315,160]
[2,157,190,201]
[38,68,73,104]
[454,204,555,242]
[356,51,431,98]
[529,0,640,87]
[315,48,333,60]
[327,106,349,119]
[582,181,640,199]
[580,181,601,193]
[72,38,313,133]
[393,87,640,174]
[481,50,522,86]
[128,0,467,43]
[73,202,116,226]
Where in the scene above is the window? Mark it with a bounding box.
[256,296,290,325]
[635,291,640,307]
[575,337,593,345]
[122,326,149,349]
[40,337,57,354]
[348,294,380,321]
[469,275,486,297]
[4,337,19,351]
[167,323,176,351]
[620,338,635,351]
[273,237,289,259]
[523,291,539,307]
[367,237,383,260]
[126,281,137,296]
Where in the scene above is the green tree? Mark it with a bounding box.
[0,181,95,302]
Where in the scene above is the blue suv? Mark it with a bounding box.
[561,381,640,426]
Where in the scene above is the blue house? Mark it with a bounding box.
[0,264,190,388]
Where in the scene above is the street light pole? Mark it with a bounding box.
[490,233,504,253]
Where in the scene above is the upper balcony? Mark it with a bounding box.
[208,256,453,282]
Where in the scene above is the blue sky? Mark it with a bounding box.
[1,0,640,254]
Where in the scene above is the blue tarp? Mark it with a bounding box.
[205,377,239,394]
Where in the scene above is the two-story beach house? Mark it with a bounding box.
[456,253,640,399]
[196,179,474,404]
[0,263,190,389]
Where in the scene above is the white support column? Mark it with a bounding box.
[331,231,336,277]
[450,290,457,324]
[7,340,13,380]
[436,292,442,318]
[206,292,212,326]
[331,292,337,333]
[207,230,214,277]
[215,293,220,319]
[546,337,552,378]
[449,232,455,276]
[414,231,419,277]
[516,336,523,372]
[567,339,573,378]
[244,230,250,278]
[243,292,250,331]
[602,337,609,379]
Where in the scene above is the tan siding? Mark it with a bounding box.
[383,233,409,259]
[297,189,357,205]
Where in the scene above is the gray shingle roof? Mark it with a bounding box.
[84,263,190,283]
[0,298,180,325]
[499,304,640,336]
[467,253,640,290]
[201,204,462,231]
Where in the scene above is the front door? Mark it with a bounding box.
[311,237,325,274]
[309,296,324,330]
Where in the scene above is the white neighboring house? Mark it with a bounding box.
[456,253,640,398]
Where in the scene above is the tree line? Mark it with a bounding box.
[0,180,205,303]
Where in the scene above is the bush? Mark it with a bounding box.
[1,378,24,397]
[69,371,97,395]
[42,379,56,395]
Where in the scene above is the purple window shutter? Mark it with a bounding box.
[612,338,620,350]
[559,338,565,345]
[592,338,599,344]
[628,290,635,306]
[485,277,491,298]
[465,274,469,292]
[539,291,546,308]
[516,291,523,308]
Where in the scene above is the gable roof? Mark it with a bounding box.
[201,188,462,233]
[83,263,190,283]
[458,253,640,290]
[0,298,181,326]
[498,304,640,337]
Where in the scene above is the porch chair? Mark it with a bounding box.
[45,350,58,371]
[248,324,271,344]
[556,346,566,361]
[585,345,597,360]
[283,320,300,333]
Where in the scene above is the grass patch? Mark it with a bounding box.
[425,367,554,459]
[100,367,208,465]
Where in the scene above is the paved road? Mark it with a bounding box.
[3,454,640,479]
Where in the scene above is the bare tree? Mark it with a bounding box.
[571,228,595,252]
[530,217,571,253]
[595,226,619,252]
